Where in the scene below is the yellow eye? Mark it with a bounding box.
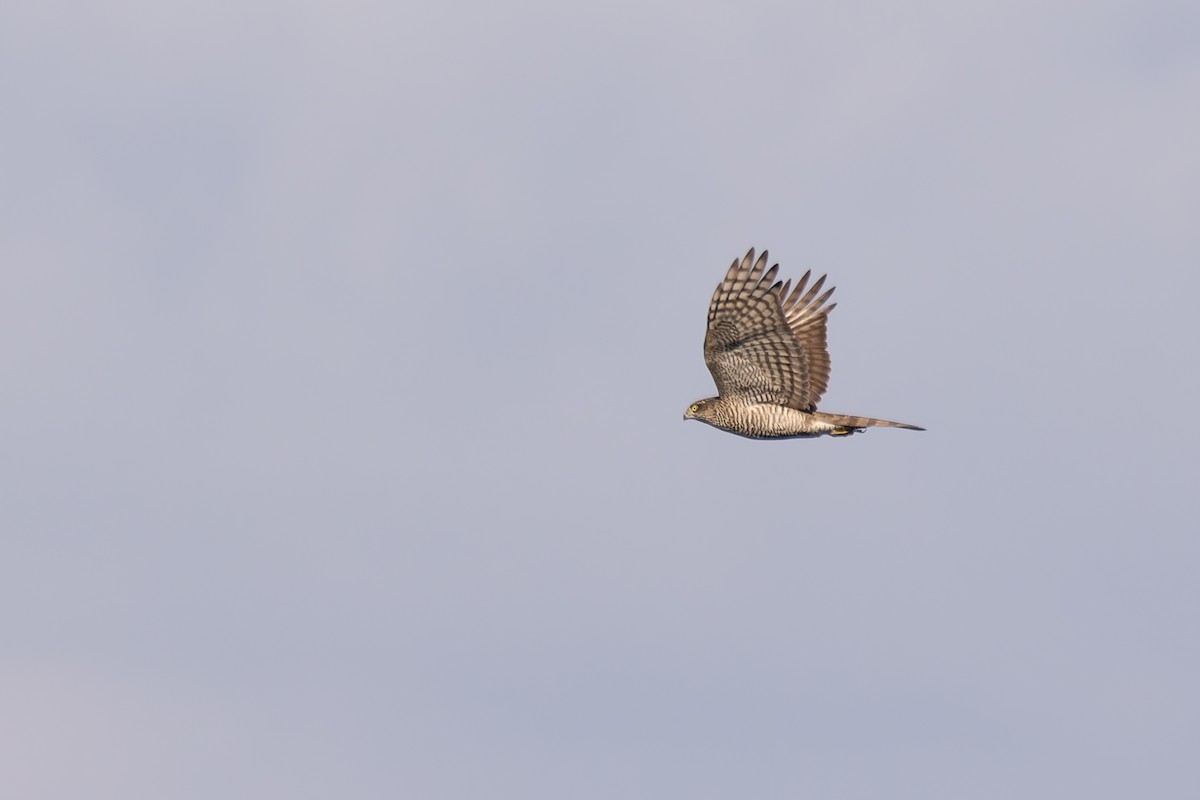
[690,403,700,413]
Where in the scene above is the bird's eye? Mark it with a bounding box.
[690,403,700,412]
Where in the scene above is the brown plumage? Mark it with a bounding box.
[684,248,924,439]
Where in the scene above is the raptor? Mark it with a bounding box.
[684,248,923,438]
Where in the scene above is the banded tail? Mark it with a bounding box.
[812,411,925,435]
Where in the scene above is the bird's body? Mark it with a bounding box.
[684,248,923,439]
[687,397,918,438]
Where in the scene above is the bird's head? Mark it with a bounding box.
[683,398,717,423]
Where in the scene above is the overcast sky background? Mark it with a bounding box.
[3,1,1199,798]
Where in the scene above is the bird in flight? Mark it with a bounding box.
[684,248,924,439]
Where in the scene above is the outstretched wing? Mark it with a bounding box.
[703,248,836,411]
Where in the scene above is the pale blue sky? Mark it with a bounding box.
[3,1,1198,798]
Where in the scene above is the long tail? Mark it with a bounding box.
[812,411,925,435]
